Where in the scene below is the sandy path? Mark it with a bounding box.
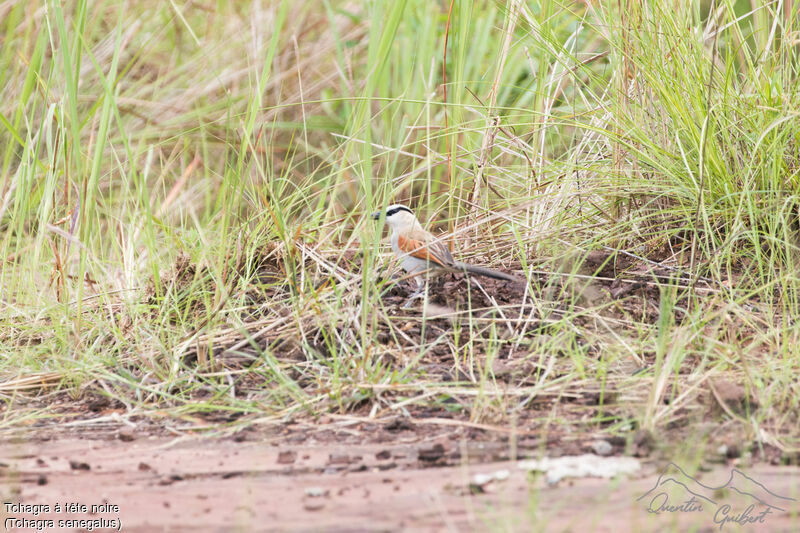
[2,437,799,532]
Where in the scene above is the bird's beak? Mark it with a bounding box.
[371,211,382,220]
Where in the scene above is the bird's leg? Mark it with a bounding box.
[403,277,426,308]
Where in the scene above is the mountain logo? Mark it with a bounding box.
[637,463,795,529]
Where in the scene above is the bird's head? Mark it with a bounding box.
[371,204,417,230]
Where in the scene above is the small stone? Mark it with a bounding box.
[471,469,510,488]
[725,444,740,459]
[304,487,329,498]
[592,440,613,456]
[472,473,493,486]
[493,469,510,481]
[375,450,391,460]
[118,427,136,442]
[277,451,296,464]
[69,460,90,471]
[418,443,445,462]
[385,418,413,432]
[328,454,350,465]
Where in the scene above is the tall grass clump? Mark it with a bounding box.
[580,2,800,298]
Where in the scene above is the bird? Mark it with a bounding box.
[371,204,519,307]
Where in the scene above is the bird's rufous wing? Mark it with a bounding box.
[397,232,454,268]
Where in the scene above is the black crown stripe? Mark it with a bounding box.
[386,206,413,217]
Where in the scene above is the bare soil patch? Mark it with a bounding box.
[2,430,799,532]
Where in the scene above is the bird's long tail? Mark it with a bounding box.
[452,261,519,282]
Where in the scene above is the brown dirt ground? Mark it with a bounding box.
[2,427,799,532]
